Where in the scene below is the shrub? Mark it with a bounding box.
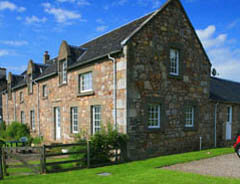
[70,124,128,166]
[0,121,6,139]
[32,136,43,145]
[5,122,31,141]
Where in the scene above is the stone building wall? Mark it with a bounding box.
[211,102,240,147]
[126,0,213,160]
[2,54,127,143]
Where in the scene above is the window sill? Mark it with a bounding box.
[42,96,48,100]
[77,91,95,97]
[146,127,164,133]
[168,74,182,80]
[183,126,197,131]
[58,83,67,88]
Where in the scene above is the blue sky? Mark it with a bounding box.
[0,0,239,81]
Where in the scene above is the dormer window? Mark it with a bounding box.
[59,60,67,85]
[169,48,179,76]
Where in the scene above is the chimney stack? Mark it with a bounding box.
[43,51,50,64]
[0,67,6,79]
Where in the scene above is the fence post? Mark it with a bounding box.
[41,145,46,174]
[0,148,3,180]
[87,141,90,168]
[2,149,7,176]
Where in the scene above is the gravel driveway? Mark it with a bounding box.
[163,153,240,178]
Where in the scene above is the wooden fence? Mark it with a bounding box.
[0,141,125,179]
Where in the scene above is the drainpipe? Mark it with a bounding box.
[108,54,117,130]
[214,102,219,148]
[33,80,40,137]
[6,92,9,125]
[13,91,16,121]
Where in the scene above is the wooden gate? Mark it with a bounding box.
[1,147,42,176]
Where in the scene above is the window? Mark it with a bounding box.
[42,85,48,98]
[92,105,101,134]
[21,111,25,124]
[79,72,92,93]
[227,106,232,122]
[71,107,78,133]
[28,74,33,94]
[185,106,194,127]
[30,110,35,130]
[169,48,179,76]
[62,61,67,83]
[59,60,67,84]
[20,91,24,103]
[148,104,161,128]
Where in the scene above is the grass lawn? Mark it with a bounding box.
[1,147,238,184]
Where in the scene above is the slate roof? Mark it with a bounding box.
[210,77,240,103]
[70,12,153,68]
[10,11,154,90]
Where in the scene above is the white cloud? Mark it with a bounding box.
[96,25,108,32]
[0,1,26,12]
[4,65,26,74]
[227,19,240,29]
[57,0,75,2]
[42,3,81,23]
[197,25,240,81]
[0,49,9,56]
[0,40,28,46]
[25,16,47,24]
[104,0,128,10]
[96,18,104,24]
[56,0,90,6]
[137,0,161,9]
[77,0,91,6]
[16,16,22,20]
[196,25,227,49]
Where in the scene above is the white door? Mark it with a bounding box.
[226,106,232,140]
[55,107,61,140]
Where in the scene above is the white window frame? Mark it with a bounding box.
[42,84,48,98]
[185,106,194,128]
[30,110,35,130]
[80,72,93,93]
[148,104,161,129]
[71,107,79,134]
[62,60,67,84]
[92,105,101,134]
[21,111,25,124]
[29,75,33,94]
[20,91,24,103]
[169,48,179,76]
[227,106,232,123]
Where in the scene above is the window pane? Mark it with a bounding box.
[185,106,194,127]
[92,105,101,134]
[170,49,179,75]
[71,107,78,133]
[80,72,92,92]
[148,104,160,128]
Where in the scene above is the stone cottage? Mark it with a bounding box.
[2,0,239,160]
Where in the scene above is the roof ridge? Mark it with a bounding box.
[79,11,155,48]
[211,76,240,85]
